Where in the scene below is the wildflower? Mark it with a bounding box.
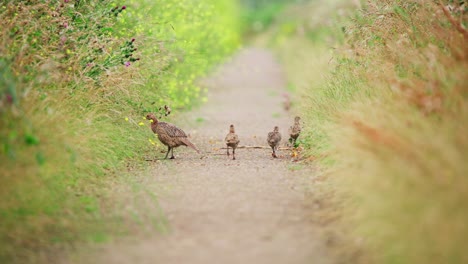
[131,38,135,43]
[148,138,155,145]
[121,6,127,10]
[138,122,145,126]
[6,94,13,104]
[291,149,298,158]
[124,61,130,67]
[125,117,129,121]
[64,0,69,3]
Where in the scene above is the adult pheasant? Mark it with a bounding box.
[225,124,240,160]
[267,126,282,158]
[146,113,200,159]
[288,116,301,147]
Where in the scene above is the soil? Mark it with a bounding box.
[68,48,336,264]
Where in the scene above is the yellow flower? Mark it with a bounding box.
[124,117,129,121]
[291,149,298,158]
[138,122,145,126]
[148,138,155,145]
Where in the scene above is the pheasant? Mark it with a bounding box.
[288,116,301,147]
[267,126,282,158]
[225,124,240,160]
[146,113,200,159]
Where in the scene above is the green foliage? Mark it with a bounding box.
[115,0,240,109]
[0,0,239,262]
[239,0,295,34]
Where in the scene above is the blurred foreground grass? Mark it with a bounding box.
[262,0,468,263]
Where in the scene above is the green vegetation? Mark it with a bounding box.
[239,0,293,35]
[265,0,467,263]
[0,0,239,262]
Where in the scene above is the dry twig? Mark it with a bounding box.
[439,1,468,39]
[220,145,292,150]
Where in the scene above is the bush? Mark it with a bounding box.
[239,0,294,35]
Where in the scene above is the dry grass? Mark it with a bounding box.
[332,1,468,263]
[269,0,467,263]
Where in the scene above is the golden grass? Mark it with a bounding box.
[269,0,468,263]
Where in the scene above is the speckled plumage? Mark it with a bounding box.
[288,116,301,146]
[146,113,200,159]
[267,126,281,158]
[225,124,240,160]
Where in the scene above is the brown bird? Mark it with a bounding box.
[225,124,240,160]
[267,126,282,158]
[288,116,301,146]
[146,113,200,159]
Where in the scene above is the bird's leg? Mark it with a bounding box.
[233,147,236,160]
[227,146,230,157]
[271,146,276,158]
[170,147,175,159]
[164,146,171,159]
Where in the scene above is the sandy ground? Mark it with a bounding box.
[69,48,335,264]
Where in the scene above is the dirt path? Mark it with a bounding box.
[72,48,335,264]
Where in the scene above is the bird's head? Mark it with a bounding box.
[273,126,279,132]
[146,113,158,123]
[229,124,235,133]
[294,116,301,122]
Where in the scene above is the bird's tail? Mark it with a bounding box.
[182,138,201,154]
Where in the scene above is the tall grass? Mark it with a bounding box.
[0,0,239,262]
[269,0,467,263]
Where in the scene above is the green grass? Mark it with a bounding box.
[0,0,239,262]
